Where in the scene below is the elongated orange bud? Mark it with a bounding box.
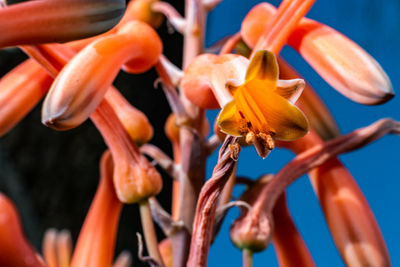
[272,193,316,267]
[0,0,125,48]
[278,57,340,140]
[91,100,162,203]
[0,193,45,267]
[42,229,72,267]
[42,21,162,130]
[241,3,394,105]
[106,88,153,146]
[71,150,123,267]
[282,132,391,267]
[0,59,52,137]
[310,158,390,267]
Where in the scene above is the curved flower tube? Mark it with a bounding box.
[71,150,123,267]
[0,193,45,267]
[0,59,52,137]
[91,99,162,203]
[42,21,162,130]
[281,131,391,267]
[106,88,154,146]
[241,3,394,105]
[0,0,125,48]
[272,193,316,267]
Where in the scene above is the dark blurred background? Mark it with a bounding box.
[0,0,184,266]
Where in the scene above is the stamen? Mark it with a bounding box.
[258,133,275,150]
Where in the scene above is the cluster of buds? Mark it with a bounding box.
[0,0,398,267]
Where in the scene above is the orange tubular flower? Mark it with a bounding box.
[216,50,309,158]
[241,3,394,105]
[280,132,390,267]
[272,193,316,267]
[0,193,45,267]
[106,88,154,146]
[91,99,162,203]
[0,59,52,137]
[42,21,162,131]
[182,50,308,157]
[0,0,125,48]
[71,150,123,267]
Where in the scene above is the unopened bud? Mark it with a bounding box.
[230,175,274,252]
[0,0,125,48]
[0,59,52,137]
[241,3,394,105]
[106,88,153,146]
[42,21,162,131]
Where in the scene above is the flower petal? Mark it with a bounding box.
[245,50,278,85]
[217,100,244,137]
[275,78,305,103]
[245,80,309,140]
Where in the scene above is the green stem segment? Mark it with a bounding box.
[139,199,165,267]
[242,249,253,267]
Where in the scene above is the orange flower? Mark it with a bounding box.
[217,50,309,158]
[71,150,123,267]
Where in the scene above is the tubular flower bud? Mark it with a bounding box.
[241,3,394,105]
[278,57,341,141]
[272,193,316,267]
[310,158,390,267]
[0,59,52,137]
[281,132,391,267]
[0,193,45,267]
[42,229,73,267]
[106,88,153,146]
[91,99,162,203]
[230,175,274,252]
[119,0,164,28]
[71,150,123,267]
[0,0,125,48]
[42,21,162,130]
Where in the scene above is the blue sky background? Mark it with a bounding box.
[204,0,400,266]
